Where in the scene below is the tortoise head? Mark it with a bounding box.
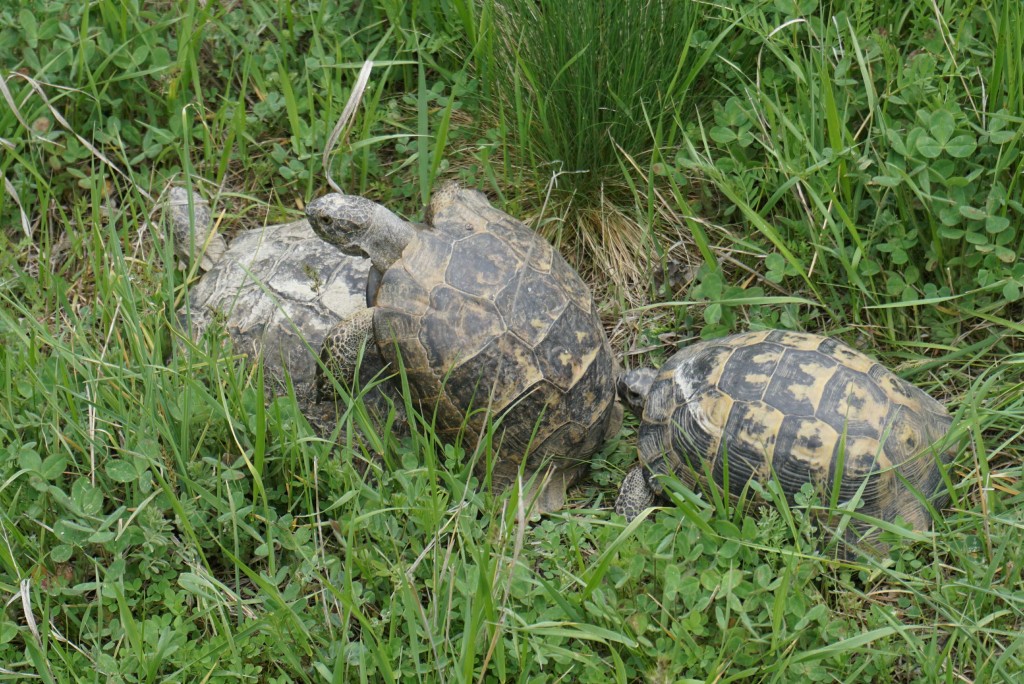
[306,193,416,272]
[617,367,656,419]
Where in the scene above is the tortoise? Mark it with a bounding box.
[166,187,386,434]
[306,182,622,513]
[616,329,955,549]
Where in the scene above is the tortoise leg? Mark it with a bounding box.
[522,465,581,516]
[615,465,655,521]
[316,307,378,402]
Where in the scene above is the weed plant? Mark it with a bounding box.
[1,0,1023,681]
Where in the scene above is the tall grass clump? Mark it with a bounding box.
[486,0,736,293]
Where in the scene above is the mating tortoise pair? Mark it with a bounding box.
[172,183,621,512]
[174,184,955,541]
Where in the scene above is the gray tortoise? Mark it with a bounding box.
[306,182,622,513]
[616,330,955,548]
[167,187,386,434]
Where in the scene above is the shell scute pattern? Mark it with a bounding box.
[444,333,543,413]
[540,423,589,462]
[563,344,616,426]
[493,382,561,453]
[624,331,954,536]
[884,404,928,461]
[773,415,838,478]
[481,213,555,273]
[673,345,728,403]
[374,266,431,318]
[418,287,505,372]
[817,335,877,372]
[832,436,888,501]
[559,272,594,313]
[713,401,781,487]
[533,302,603,392]
[768,350,836,415]
[403,231,454,291]
[494,267,570,347]
[774,416,834,490]
[817,365,892,437]
[717,344,782,402]
[691,387,733,453]
[762,329,820,352]
[446,231,522,297]
[352,185,620,500]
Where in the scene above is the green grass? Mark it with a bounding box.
[479,0,745,292]
[1,0,1023,681]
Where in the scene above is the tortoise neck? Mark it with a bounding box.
[364,206,416,272]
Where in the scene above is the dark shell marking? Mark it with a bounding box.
[372,190,619,488]
[636,330,953,530]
